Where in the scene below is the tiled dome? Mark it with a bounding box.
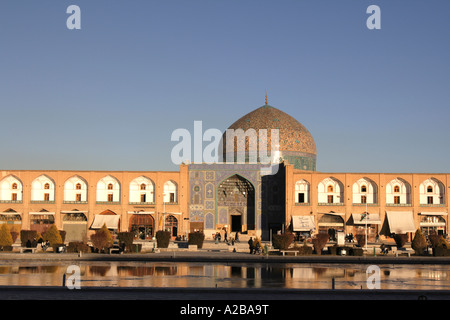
[222,104,317,171]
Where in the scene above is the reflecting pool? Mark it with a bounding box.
[0,261,449,290]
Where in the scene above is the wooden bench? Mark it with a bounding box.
[280,250,298,256]
[109,247,121,254]
[395,249,413,257]
[19,247,37,253]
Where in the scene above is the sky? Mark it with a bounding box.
[0,0,449,173]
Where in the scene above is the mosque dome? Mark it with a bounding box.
[222,103,317,171]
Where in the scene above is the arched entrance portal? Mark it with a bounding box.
[130,214,155,240]
[217,174,255,233]
[165,215,178,237]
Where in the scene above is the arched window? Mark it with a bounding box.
[420,178,445,205]
[31,175,55,202]
[129,176,155,204]
[163,180,178,203]
[394,186,400,193]
[327,185,334,193]
[295,179,310,204]
[96,175,120,203]
[64,176,88,203]
[361,185,367,193]
[12,183,17,190]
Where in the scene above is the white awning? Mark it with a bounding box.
[352,213,381,225]
[292,216,315,232]
[0,212,22,215]
[319,212,345,216]
[29,212,55,215]
[90,215,120,230]
[420,212,448,216]
[386,211,416,233]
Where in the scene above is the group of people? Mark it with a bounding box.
[214,229,240,245]
[247,237,261,254]
[25,238,50,251]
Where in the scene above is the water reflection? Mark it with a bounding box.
[0,261,449,290]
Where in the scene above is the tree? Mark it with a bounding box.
[312,233,328,255]
[411,229,427,255]
[90,224,113,253]
[0,224,13,247]
[156,230,171,248]
[272,232,294,250]
[43,224,63,246]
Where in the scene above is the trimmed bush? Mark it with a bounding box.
[355,234,366,247]
[43,225,63,246]
[0,224,13,248]
[297,241,313,255]
[188,232,205,249]
[118,232,135,252]
[411,229,427,255]
[90,224,113,253]
[20,230,38,247]
[312,233,328,255]
[10,231,18,244]
[393,233,408,248]
[272,232,294,250]
[156,230,171,248]
[67,241,90,253]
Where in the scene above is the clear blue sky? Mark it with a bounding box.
[0,0,449,173]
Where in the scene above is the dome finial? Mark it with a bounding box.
[265,90,268,105]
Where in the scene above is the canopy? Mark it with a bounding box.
[91,215,120,230]
[352,213,381,225]
[419,212,447,216]
[386,211,416,233]
[292,216,315,232]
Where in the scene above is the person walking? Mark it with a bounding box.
[248,237,254,254]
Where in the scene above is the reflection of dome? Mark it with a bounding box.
[222,104,317,171]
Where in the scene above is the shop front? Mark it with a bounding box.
[318,213,345,241]
[350,213,381,243]
[419,212,447,236]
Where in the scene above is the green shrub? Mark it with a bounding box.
[10,231,18,243]
[90,224,113,253]
[188,232,205,248]
[297,241,313,255]
[59,230,66,243]
[118,232,135,252]
[393,233,408,248]
[272,232,294,250]
[411,229,427,255]
[67,241,90,253]
[20,230,38,247]
[0,224,13,247]
[429,233,450,248]
[156,230,171,248]
[43,225,63,246]
[355,234,366,247]
[312,233,328,255]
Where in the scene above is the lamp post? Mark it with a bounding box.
[365,193,368,250]
[162,192,166,232]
